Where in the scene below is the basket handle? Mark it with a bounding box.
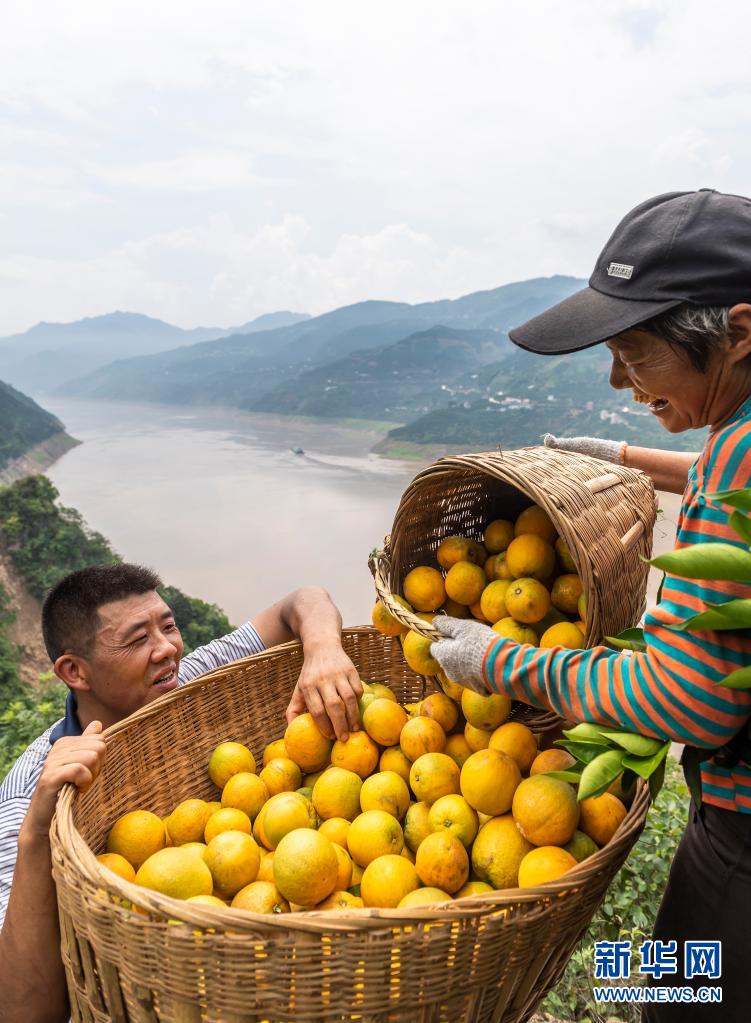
[620,520,645,551]
[369,546,442,640]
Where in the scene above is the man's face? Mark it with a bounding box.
[83,590,183,719]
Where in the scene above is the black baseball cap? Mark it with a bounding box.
[509,188,751,355]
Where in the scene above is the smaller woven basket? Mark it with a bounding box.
[370,445,657,730]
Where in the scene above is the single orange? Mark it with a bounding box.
[578,793,627,846]
[445,562,487,606]
[460,748,521,816]
[403,800,432,853]
[471,814,533,889]
[360,854,420,908]
[514,505,557,543]
[444,733,473,769]
[484,519,515,554]
[403,566,446,612]
[312,766,363,821]
[489,722,538,774]
[419,692,459,733]
[258,757,303,796]
[359,771,410,819]
[415,831,468,894]
[518,846,577,887]
[504,578,552,624]
[461,690,511,731]
[409,752,461,805]
[551,574,584,616]
[347,810,404,867]
[511,775,580,846]
[505,535,556,581]
[284,713,333,772]
[379,745,412,782]
[399,717,446,761]
[530,749,576,775]
[362,698,408,746]
[464,722,493,752]
[331,732,380,779]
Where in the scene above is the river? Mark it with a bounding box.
[42,398,681,628]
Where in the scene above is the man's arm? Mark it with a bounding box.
[252,586,362,742]
[623,446,698,494]
[0,722,106,1023]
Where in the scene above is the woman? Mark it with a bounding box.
[432,189,751,1022]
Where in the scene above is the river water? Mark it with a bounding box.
[42,398,681,628]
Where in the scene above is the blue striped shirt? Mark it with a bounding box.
[0,621,265,927]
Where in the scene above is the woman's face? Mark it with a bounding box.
[606,328,747,434]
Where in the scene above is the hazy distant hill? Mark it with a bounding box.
[0,381,70,471]
[62,277,584,409]
[0,310,309,393]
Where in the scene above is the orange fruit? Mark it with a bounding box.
[484,554,500,579]
[530,749,576,775]
[464,722,493,752]
[402,629,440,676]
[370,683,398,703]
[491,618,538,644]
[488,722,538,774]
[436,670,464,702]
[347,810,404,867]
[456,880,493,899]
[403,801,432,853]
[495,552,514,580]
[360,855,420,908]
[96,852,136,883]
[206,801,222,817]
[409,752,461,805]
[428,794,479,847]
[331,733,380,779]
[444,562,487,606]
[165,799,213,846]
[397,887,453,908]
[273,830,339,907]
[419,692,459,733]
[460,748,521,816]
[551,574,584,616]
[107,810,166,869]
[317,817,350,849]
[312,766,363,821]
[262,738,288,766]
[262,792,316,848]
[259,757,303,796]
[186,894,227,907]
[284,713,333,772]
[579,793,627,846]
[512,776,580,846]
[577,592,587,624]
[231,880,290,914]
[504,578,552,624]
[257,851,275,882]
[204,807,252,843]
[518,846,577,887]
[479,580,512,624]
[564,830,599,862]
[539,622,585,650]
[399,717,446,761]
[135,847,213,900]
[362,699,408,746]
[371,598,410,637]
[221,772,268,822]
[415,831,468,894]
[360,771,410,819]
[437,535,485,569]
[332,843,353,890]
[574,619,586,632]
[484,519,515,554]
[204,831,261,898]
[514,505,557,543]
[460,690,511,731]
[401,844,416,863]
[403,566,446,612]
[505,535,556,581]
[379,746,412,782]
[471,814,533,889]
[441,598,471,619]
[470,601,490,622]
[208,741,256,788]
[444,733,473,769]
[316,889,365,910]
[555,536,577,572]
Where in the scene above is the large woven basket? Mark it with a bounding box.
[52,628,650,1023]
[370,446,657,731]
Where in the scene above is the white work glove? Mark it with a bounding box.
[430,617,502,694]
[544,433,626,465]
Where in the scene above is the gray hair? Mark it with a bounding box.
[634,304,731,371]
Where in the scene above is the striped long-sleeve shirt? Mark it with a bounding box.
[0,621,265,928]
[483,395,751,813]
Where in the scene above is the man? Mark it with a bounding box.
[0,562,361,1023]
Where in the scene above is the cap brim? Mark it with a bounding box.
[508,287,682,355]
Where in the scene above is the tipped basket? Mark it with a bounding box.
[52,628,650,1023]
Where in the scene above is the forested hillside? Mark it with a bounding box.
[0,380,71,471]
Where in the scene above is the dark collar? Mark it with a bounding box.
[49,690,83,744]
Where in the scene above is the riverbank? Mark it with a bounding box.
[0,431,80,485]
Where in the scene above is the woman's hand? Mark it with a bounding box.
[285,643,363,742]
[430,617,501,694]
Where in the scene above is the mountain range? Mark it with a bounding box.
[0,381,71,472]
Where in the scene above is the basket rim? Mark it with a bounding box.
[52,628,651,934]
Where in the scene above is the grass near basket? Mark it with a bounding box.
[541,756,689,1023]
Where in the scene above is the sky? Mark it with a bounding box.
[1,0,749,335]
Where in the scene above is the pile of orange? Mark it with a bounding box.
[100,681,628,914]
[372,503,588,679]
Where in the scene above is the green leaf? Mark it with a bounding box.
[605,627,647,652]
[717,667,751,689]
[561,722,611,743]
[671,598,751,632]
[649,542,751,581]
[596,730,666,757]
[545,768,585,783]
[649,758,667,801]
[577,749,625,801]
[681,747,706,808]
[707,487,751,513]
[622,741,669,780]
[557,740,611,764]
[730,510,751,547]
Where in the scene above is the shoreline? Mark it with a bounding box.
[0,431,80,485]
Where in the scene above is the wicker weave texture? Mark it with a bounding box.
[52,628,650,1023]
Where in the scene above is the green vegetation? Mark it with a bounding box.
[542,758,689,1023]
[0,380,67,471]
[0,475,234,779]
